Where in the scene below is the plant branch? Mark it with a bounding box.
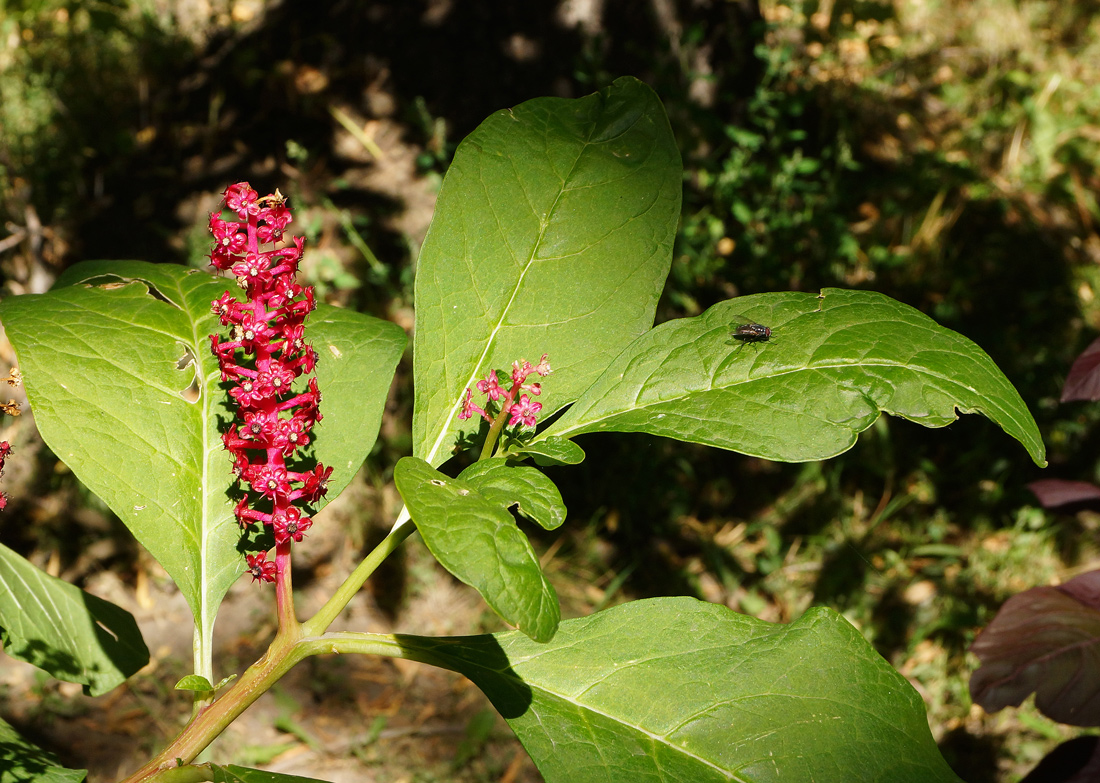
[300,520,416,637]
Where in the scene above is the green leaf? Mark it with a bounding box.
[459,458,566,530]
[174,674,215,693]
[541,289,1046,465]
[0,542,148,696]
[0,261,406,676]
[412,76,682,467]
[207,765,332,783]
[394,457,559,641]
[0,717,86,783]
[398,598,963,783]
[506,435,585,466]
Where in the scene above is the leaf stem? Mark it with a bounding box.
[480,404,511,461]
[300,520,416,637]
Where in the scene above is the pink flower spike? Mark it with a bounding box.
[535,354,552,376]
[508,394,542,427]
[246,552,277,584]
[476,370,505,401]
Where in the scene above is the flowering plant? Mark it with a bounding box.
[0,78,1046,783]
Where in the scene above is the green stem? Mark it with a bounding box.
[300,520,416,637]
[479,404,512,461]
[119,627,308,783]
[119,523,418,782]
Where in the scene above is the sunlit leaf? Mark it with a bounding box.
[540,289,1046,466]
[0,717,86,783]
[412,76,681,467]
[0,261,405,672]
[399,597,962,782]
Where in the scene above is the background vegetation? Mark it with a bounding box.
[1,0,1099,781]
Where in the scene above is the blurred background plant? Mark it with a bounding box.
[2,1,1099,781]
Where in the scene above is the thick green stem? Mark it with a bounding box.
[119,626,307,783]
[120,522,417,783]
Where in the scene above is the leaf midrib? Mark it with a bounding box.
[423,118,600,466]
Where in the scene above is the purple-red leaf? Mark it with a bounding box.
[1029,479,1100,511]
[1062,337,1100,402]
[970,570,1100,726]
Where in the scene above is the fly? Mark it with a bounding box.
[731,322,772,348]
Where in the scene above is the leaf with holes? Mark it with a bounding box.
[0,260,405,676]
[395,457,559,641]
[0,542,148,696]
[412,76,681,467]
[396,597,963,783]
[539,289,1046,465]
[459,458,566,530]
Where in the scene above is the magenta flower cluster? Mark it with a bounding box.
[208,182,331,584]
[460,355,552,428]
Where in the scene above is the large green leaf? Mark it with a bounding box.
[412,76,682,467]
[399,598,963,783]
[0,542,147,696]
[0,260,406,676]
[540,289,1046,465]
[394,457,559,641]
[0,717,86,783]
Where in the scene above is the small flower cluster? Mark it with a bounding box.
[460,355,552,428]
[0,441,10,511]
[208,182,331,585]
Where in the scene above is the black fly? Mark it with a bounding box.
[730,323,774,343]
[731,322,772,351]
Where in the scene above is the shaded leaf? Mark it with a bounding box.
[394,457,559,641]
[412,76,681,467]
[1028,479,1100,511]
[0,542,147,696]
[1019,736,1100,783]
[540,289,1046,466]
[970,569,1100,726]
[0,717,86,783]
[460,458,566,530]
[1062,336,1100,402]
[398,597,962,783]
[0,261,405,673]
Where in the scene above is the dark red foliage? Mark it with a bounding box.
[970,569,1100,726]
[1029,479,1100,512]
[1062,336,1100,402]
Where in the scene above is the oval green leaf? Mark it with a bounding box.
[540,289,1046,465]
[412,76,682,466]
[394,457,559,641]
[398,597,963,783]
[0,260,406,673]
